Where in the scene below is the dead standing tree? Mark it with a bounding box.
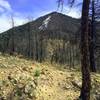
[80,0,91,99]
[26,16,33,58]
[88,0,96,72]
[58,0,91,99]
[10,14,15,55]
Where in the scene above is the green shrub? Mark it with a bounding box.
[34,69,41,77]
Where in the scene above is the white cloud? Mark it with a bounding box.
[0,15,10,33]
[0,0,27,33]
[60,6,81,18]
[0,13,27,33]
[0,7,4,12]
[0,0,12,33]
[66,8,81,18]
[0,0,12,11]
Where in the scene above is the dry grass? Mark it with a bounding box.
[0,53,100,100]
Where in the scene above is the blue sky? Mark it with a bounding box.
[0,0,82,33]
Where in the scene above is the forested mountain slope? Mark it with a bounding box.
[0,12,100,69]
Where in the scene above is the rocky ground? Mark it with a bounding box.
[0,52,100,100]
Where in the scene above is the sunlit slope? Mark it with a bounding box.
[0,53,100,100]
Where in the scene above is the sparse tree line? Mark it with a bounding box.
[0,1,99,70]
[0,0,100,71]
[0,20,99,71]
[0,28,80,66]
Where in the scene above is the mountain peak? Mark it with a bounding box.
[47,11,64,16]
[36,11,80,31]
[47,11,66,17]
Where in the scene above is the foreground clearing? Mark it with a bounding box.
[0,53,100,100]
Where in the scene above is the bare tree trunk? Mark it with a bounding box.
[63,38,66,64]
[10,15,15,55]
[12,28,15,53]
[80,0,91,99]
[89,0,96,72]
[39,33,43,62]
[28,23,31,58]
[69,42,72,68]
[72,45,75,68]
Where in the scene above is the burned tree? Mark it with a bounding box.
[58,0,91,99]
[10,14,15,55]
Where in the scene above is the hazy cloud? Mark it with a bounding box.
[0,0,12,12]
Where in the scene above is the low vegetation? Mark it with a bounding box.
[0,52,100,100]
